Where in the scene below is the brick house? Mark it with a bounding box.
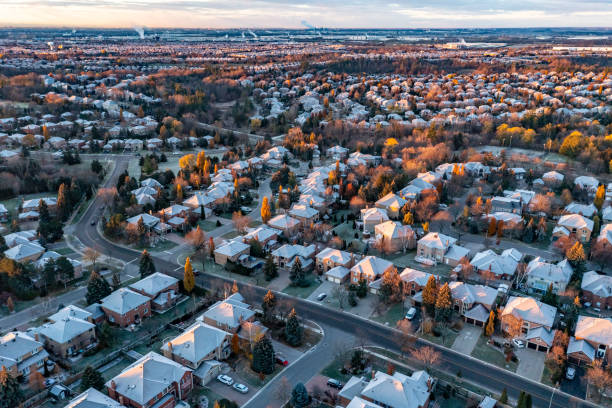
[0,331,49,380]
[161,322,231,369]
[106,352,193,408]
[581,271,612,310]
[100,288,152,328]
[129,272,180,311]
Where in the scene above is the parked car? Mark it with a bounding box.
[233,383,249,394]
[44,378,58,388]
[566,367,576,380]
[327,378,343,389]
[275,354,289,366]
[317,293,327,301]
[512,339,525,349]
[217,374,234,386]
[405,307,417,320]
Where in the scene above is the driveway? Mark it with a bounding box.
[452,325,482,355]
[307,280,336,302]
[208,366,259,406]
[516,348,547,381]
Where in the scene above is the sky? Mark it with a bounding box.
[1,0,611,29]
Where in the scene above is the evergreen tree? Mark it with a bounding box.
[541,283,558,307]
[81,366,105,391]
[139,250,156,278]
[422,275,438,315]
[86,270,112,305]
[593,214,601,236]
[499,388,508,404]
[435,282,453,321]
[183,257,195,293]
[517,391,526,408]
[357,279,368,298]
[485,310,495,337]
[0,365,22,407]
[0,235,6,253]
[262,290,277,323]
[523,219,535,243]
[111,270,121,290]
[285,308,303,346]
[251,337,275,374]
[264,254,278,281]
[290,383,310,408]
[289,257,306,287]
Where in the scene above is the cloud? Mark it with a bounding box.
[1,0,610,28]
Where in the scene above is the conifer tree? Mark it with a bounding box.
[285,308,303,346]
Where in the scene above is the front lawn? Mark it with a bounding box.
[198,220,218,232]
[282,277,321,299]
[470,336,517,372]
[371,303,406,326]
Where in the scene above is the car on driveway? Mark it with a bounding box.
[317,293,327,301]
[217,374,234,386]
[566,367,576,380]
[405,307,417,320]
[512,339,525,349]
[233,383,249,394]
[327,378,343,389]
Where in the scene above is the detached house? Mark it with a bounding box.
[581,271,612,310]
[449,282,498,327]
[501,296,557,351]
[271,243,316,271]
[100,288,152,328]
[350,256,395,287]
[161,321,231,370]
[214,241,251,266]
[106,352,193,408]
[129,272,180,311]
[198,293,255,333]
[374,221,416,253]
[267,214,301,236]
[571,316,612,363]
[66,388,126,408]
[375,193,407,219]
[554,214,593,243]
[470,248,522,280]
[0,331,49,380]
[360,207,389,233]
[416,232,469,267]
[316,247,357,273]
[39,305,96,358]
[526,257,573,295]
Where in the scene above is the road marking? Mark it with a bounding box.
[164,250,173,254]
[126,258,137,265]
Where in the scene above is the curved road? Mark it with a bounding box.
[72,157,597,408]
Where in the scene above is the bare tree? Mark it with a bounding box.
[97,187,118,209]
[411,346,441,372]
[83,247,101,271]
[585,360,612,402]
[332,285,348,309]
[275,376,292,403]
[232,211,252,234]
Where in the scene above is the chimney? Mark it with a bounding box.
[118,396,124,405]
[427,377,433,392]
[34,333,39,341]
[111,380,116,390]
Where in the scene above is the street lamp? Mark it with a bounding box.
[548,382,559,408]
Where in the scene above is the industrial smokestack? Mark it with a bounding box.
[133,26,145,40]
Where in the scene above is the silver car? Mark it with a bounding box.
[217,374,234,386]
[233,383,249,393]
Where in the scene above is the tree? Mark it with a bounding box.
[541,283,558,307]
[186,226,207,256]
[261,196,271,223]
[559,130,585,158]
[378,268,402,304]
[586,359,612,402]
[290,383,310,408]
[422,275,437,315]
[97,322,113,349]
[435,282,452,321]
[594,185,606,210]
[251,337,275,374]
[593,214,601,236]
[139,249,156,278]
[264,254,278,281]
[86,270,112,305]
[81,366,105,391]
[0,365,22,407]
[485,310,495,337]
[57,182,70,221]
[183,257,195,293]
[411,346,440,372]
[6,297,13,313]
[289,257,306,287]
[285,308,303,346]
[29,371,45,391]
[498,388,508,404]
[111,269,121,290]
[232,211,251,233]
[230,333,240,355]
[83,247,101,271]
[591,239,612,270]
[332,285,348,309]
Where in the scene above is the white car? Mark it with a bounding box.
[566,367,576,380]
[317,293,327,301]
[405,307,417,320]
[233,383,249,394]
[512,339,525,349]
[217,374,234,386]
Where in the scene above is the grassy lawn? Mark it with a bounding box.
[133,326,182,355]
[197,386,227,406]
[320,353,353,383]
[177,253,263,286]
[100,358,133,382]
[55,247,75,255]
[385,251,452,278]
[371,303,405,326]
[234,356,283,387]
[222,230,241,240]
[420,329,460,348]
[437,397,468,408]
[282,277,321,299]
[541,364,555,386]
[470,336,517,372]
[198,220,218,232]
[0,192,51,220]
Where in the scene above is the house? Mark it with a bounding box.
[66,388,126,408]
[0,331,49,380]
[126,213,160,231]
[350,256,395,286]
[324,266,351,284]
[574,176,599,195]
[129,272,180,311]
[327,145,349,160]
[470,248,522,280]
[316,247,357,273]
[100,288,152,328]
[288,204,319,225]
[38,315,96,358]
[525,257,573,295]
[400,268,437,297]
[161,321,231,369]
[106,352,193,408]
[35,251,83,280]
[554,214,593,243]
[501,296,557,335]
[198,293,255,333]
[375,193,407,218]
[416,232,468,266]
[449,282,498,326]
[564,202,597,218]
[267,214,301,235]
[581,271,612,310]
[243,226,280,249]
[339,370,433,408]
[360,207,389,233]
[373,221,416,253]
[542,171,564,185]
[214,241,251,266]
[22,197,56,213]
[4,241,45,263]
[183,191,215,209]
[573,316,612,362]
[271,243,316,271]
[490,196,522,214]
[567,336,597,366]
